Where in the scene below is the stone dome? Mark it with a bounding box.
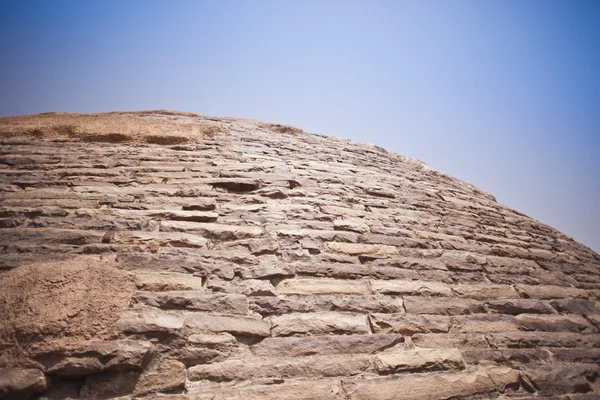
[1,111,599,399]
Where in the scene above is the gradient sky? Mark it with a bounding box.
[1,0,599,252]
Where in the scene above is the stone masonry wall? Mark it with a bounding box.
[1,113,599,399]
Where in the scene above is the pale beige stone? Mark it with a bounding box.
[270,312,370,336]
[324,242,398,257]
[343,369,499,400]
[185,313,270,337]
[276,278,371,295]
[135,271,205,291]
[375,348,465,373]
[515,284,589,299]
[452,283,519,299]
[372,280,452,297]
[188,354,374,381]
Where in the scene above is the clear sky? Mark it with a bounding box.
[1,0,599,252]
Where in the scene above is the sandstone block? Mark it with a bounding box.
[452,283,519,299]
[515,314,596,333]
[117,309,185,334]
[324,242,398,258]
[451,315,519,333]
[135,271,205,291]
[161,221,263,240]
[515,284,589,299]
[403,296,485,315]
[133,360,186,396]
[238,279,277,296]
[550,348,600,363]
[185,313,270,337]
[549,299,600,314]
[372,280,452,297]
[522,363,600,396]
[250,294,403,315]
[160,210,218,223]
[375,348,465,373]
[343,368,518,400]
[132,291,248,314]
[188,354,374,381]
[190,378,346,400]
[0,368,49,400]
[276,278,371,295]
[38,340,154,377]
[252,334,405,357]
[333,218,370,233]
[484,298,554,315]
[270,312,369,336]
[486,332,600,348]
[370,313,451,334]
[411,333,489,349]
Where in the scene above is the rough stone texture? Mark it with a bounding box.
[1,110,600,398]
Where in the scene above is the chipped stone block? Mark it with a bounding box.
[374,348,465,374]
[132,291,248,314]
[370,313,451,335]
[372,280,452,297]
[0,368,49,400]
[117,309,185,334]
[134,271,205,291]
[324,242,398,258]
[452,283,519,299]
[38,340,154,377]
[188,354,374,381]
[270,312,369,336]
[403,296,485,315]
[276,278,370,295]
[515,284,589,299]
[185,313,270,337]
[251,334,405,358]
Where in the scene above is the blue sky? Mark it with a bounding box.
[1,0,599,252]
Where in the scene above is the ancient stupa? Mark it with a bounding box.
[1,111,598,399]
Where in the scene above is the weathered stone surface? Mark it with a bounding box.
[270,312,370,336]
[374,348,465,373]
[251,334,406,357]
[134,271,205,291]
[0,368,49,399]
[343,367,520,399]
[133,359,186,396]
[276,278,370,295]
[132,291,248,314]
[486,332,600,348]
[333,218,370,233]
[2,111,600,399]
[452,283,519,299]
[188,354,374,381]
[515,314,596,333]
[190,378,346,400]
[237,279,277,296]
[516,284,590,299]
[324,242,398,258]
[117,309,185,334]
[250,294,404,315]
[485,298,555,315]
[451,314,519,333]
[403,296,486,315]
[37,340,154,377]
[372,280,452,297]
[79,360,186,399]
[185,313,270,337]
[370,313,451,334]
[522,363,600,396]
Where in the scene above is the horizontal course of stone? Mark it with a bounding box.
[1,112,599,399]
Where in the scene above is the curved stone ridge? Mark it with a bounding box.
[0,111,599,399]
